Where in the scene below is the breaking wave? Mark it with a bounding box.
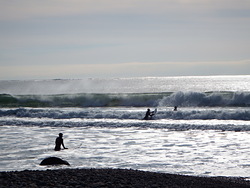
[0,107,250,120]
[157,91,250,107]
[0,91,250,108]
[0,105,249,131]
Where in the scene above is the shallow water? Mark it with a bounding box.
[0,76,249,178]
[0,125,249,178]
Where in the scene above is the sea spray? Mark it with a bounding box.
[157,91,250,107]
[0,92,249,108]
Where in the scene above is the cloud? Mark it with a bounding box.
[0,0,249,80]
[1,0,249,21]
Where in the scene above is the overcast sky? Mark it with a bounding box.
[0,0,250,80]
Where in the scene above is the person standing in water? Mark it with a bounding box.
[54,133,68,151]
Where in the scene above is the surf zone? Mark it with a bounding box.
[0,91,250,108]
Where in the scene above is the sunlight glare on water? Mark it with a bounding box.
[0,126,249,178]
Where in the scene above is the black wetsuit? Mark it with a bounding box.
[143,110,151,120]
[55,137,64,151]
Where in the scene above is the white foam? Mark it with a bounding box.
[0,107,250,131]
[0,126,249,178]
[157,91,250,107]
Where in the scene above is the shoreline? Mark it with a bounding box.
[1,168,249,188]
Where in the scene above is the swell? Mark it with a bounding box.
[0,91,250,108]
[0,107,250,131]
[0,107,249,121]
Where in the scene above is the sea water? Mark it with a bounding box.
[0,76,249,178]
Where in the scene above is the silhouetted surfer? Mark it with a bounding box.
[54,133,68,151]
[143,108,156,120]
[143,109,151,120]
[174,106,178,111]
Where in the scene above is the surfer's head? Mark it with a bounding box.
[59,133,63,137]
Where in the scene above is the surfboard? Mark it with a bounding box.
[150,108,157,117]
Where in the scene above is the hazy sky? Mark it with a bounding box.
[0,0,250,80]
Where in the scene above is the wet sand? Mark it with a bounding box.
[1,168,250,188]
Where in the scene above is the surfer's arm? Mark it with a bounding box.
[62,141,68,149]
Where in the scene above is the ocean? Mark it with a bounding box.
[0,75,249,178]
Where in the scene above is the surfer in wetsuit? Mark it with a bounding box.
[143,109,152,120]
[54,133,68,151]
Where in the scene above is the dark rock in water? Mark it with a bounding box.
[40,157,70,166]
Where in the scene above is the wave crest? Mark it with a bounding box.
[0,91,250,108]
[157,91,250,107]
